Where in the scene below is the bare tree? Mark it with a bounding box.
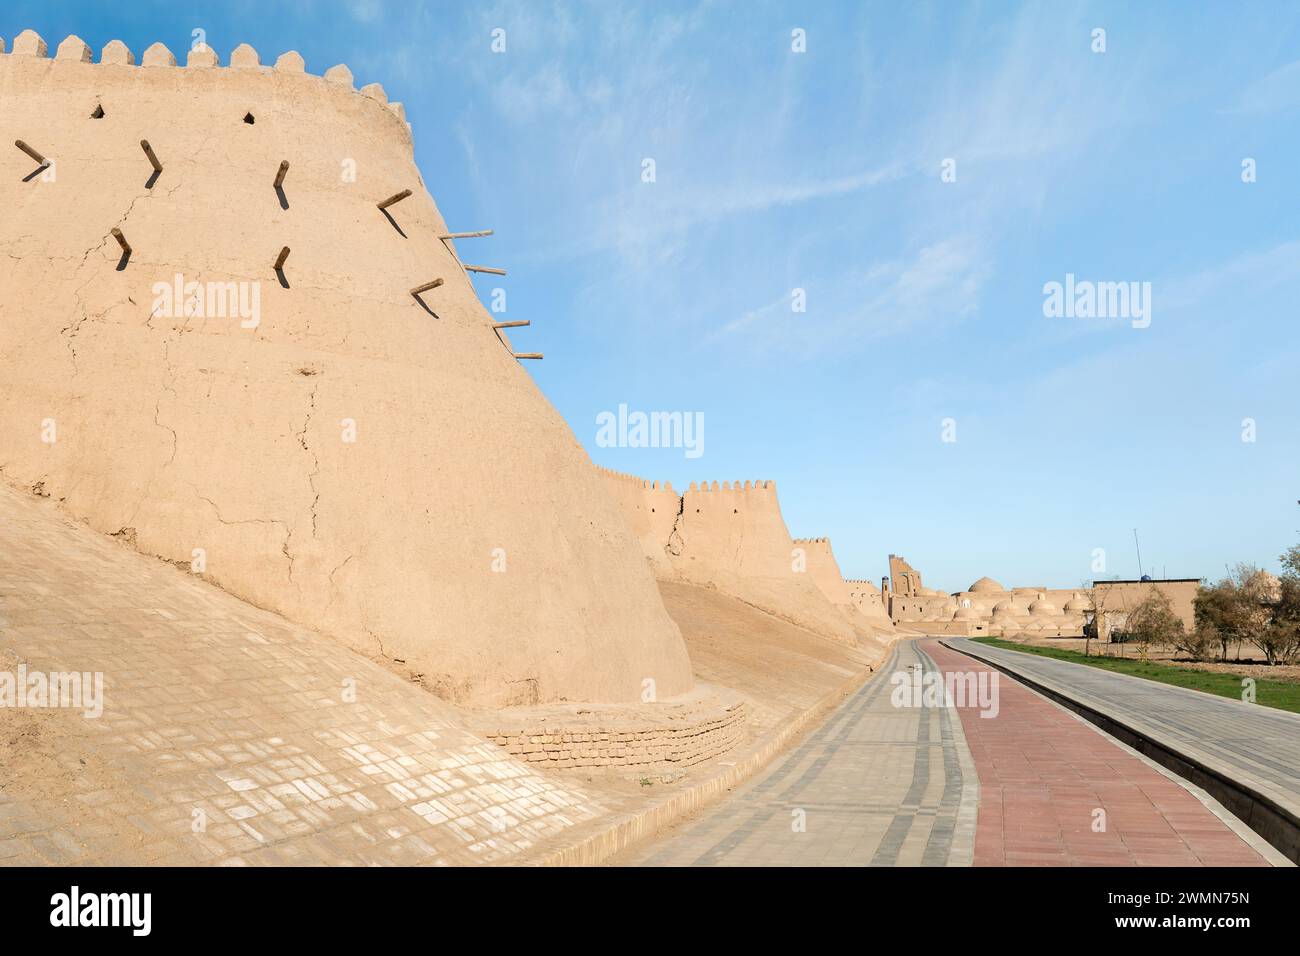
[1124,586,1184,661]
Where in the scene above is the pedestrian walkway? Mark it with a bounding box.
[926,641,1273,866]
[618,637,1280,867]
[615,640,980,865]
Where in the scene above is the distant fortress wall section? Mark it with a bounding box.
[0,32,694,708]
[593,468,680,577]
[793,537,854,606]
[844,579,892,625]
[794,537,895,640]
[597,471,863,645]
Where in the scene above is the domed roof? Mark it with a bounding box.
[969,576,1005,593]
[1029,599,1060,616]
[1064,595,1092,611]
[953,607,980,620]
[1252,572,1282,603]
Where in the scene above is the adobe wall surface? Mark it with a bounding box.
[886,561,1092,638]
[845,579,892,625]
[0,32,693,708]
[1092,580,1200,638]
[795,537,896,642]
[597,471,866,645]
[594,467,680,577]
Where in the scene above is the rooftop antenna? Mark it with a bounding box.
[1133,528,1144,578]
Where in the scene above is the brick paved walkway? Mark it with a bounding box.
[946,636,1300,847]
[0,486,603,865]
[616,640,980,865]
[925,641,1270,866]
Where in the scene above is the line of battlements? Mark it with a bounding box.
[594,467,775,495]
[0,30,409,127]
[592,465,676,494]
[686,480,774,493]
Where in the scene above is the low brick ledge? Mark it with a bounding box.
[468,684,746,773]
[514,645,897,866]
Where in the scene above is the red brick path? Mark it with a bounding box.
[923,641,1267,867]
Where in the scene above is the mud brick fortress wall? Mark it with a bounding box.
[0,30,694,709]
[597,468,897,649]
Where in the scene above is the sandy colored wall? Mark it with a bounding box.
[597,472,863,645]
[795,537,895,639]
[1093,580,1200,638]
[887,565,1092,637]
[0,33,693,708]
[845,579,892,625]
[672,481,865,645]
[594,467,680,576]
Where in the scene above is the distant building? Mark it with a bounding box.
[1090,578,1201,641]
[883,554,1201,642]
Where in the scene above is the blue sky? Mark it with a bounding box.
[7,1,1298,592]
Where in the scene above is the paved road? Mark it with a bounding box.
[617,640,980,865]
[946,636,1300,853]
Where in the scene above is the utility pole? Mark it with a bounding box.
[1133,528,1144,578]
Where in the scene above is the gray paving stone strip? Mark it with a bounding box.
[621,639,979,866]
[944,637,1300,863]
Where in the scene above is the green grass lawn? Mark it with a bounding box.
[970,637,1300,715]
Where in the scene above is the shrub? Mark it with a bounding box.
[1171,623,1219,662]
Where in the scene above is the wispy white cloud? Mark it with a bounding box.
[707,236,990,357]
[1231,59,1300,114]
